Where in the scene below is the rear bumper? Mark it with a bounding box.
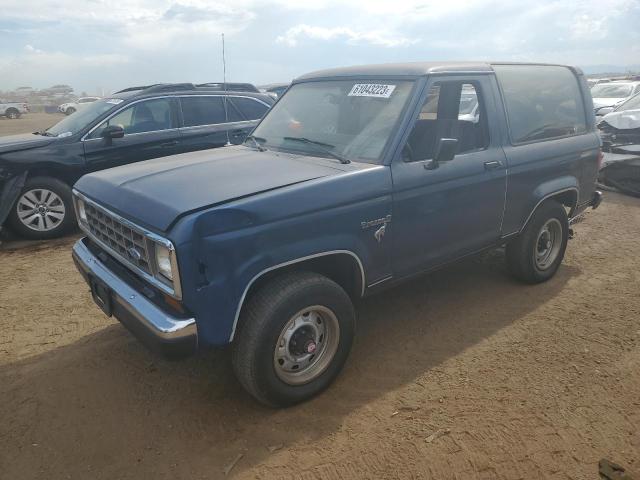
[72,238,197,359]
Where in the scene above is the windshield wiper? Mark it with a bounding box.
[282,136,350,164]
[244,135,267,152]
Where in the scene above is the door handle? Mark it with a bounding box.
[160,140,179,147]
[484,160,503,170]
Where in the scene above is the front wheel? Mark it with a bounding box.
[232,271,355,407]
[8,176,76,240]
[506,200,569,284]
[6,108,20,119]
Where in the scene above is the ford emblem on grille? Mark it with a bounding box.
[127,247,142,261]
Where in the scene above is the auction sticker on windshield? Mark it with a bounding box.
[348,84,396,98]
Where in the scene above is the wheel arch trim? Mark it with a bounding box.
[229,250,366,342]
[517,186,578,235]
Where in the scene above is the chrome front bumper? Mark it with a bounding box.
[72,238,197,359]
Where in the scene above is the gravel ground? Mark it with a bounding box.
[1,118,639,479]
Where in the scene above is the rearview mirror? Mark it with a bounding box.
[102,125,125,139]
[434,138,458,163]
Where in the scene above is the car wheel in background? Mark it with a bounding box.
[6,108,20,119]
[8,176,76,240]
[506,200,569,284]
[232,271,356,407]
[65,107,76,115]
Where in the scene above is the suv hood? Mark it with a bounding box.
[75,146,345,232]
[0,133,56,154]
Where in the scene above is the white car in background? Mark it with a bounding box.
[59,97,101,115]
[591,82,640,118]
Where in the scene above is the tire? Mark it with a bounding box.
[506,200,569,284]
[6,108,20,119]
[232,271,356,407]
[8,176,76,240]
[65,107,76,115]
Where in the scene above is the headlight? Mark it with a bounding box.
[76,198,87,223]
[155,243,173,281]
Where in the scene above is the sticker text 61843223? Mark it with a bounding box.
[348,84,396,98]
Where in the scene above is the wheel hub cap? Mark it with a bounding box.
[534,218,563,271]
[16,188,66,232]
[273,306,340,386]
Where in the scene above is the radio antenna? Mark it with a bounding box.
[222,32,232,146]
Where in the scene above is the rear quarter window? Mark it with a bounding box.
[230,97,269,120]
[493,65,588,144]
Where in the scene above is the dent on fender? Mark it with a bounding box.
[0,170,28,230]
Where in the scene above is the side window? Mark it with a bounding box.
[181,96,244,126]
[229,97,269,120]
[493,65,587,144]
[404,81,489,162]
[89,98,174,138]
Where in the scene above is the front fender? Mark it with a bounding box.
[0,171,27,230]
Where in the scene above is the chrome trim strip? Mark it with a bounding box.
[518,187,579,234]
[229,250,366,342]
[73,189,183,300]
[367,275,393,288]
[81,94,270,141]
[178,120,256,132]
[73,239,196,340]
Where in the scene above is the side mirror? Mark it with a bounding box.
[102,125,125,140]
[434,138,458,162]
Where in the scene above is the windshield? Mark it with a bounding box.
[616,92,640,111]
[591,83,633,99]
[45,98,123,136]
[251,80,414,164]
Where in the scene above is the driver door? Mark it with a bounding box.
[391,76,507,277]
[82,97,181,172]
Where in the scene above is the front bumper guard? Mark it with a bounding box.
[72,238,197,359]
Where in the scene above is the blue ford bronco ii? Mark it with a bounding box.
[72,62,602,406]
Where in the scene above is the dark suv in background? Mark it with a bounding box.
[0,83,274,239]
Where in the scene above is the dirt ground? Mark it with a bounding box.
[0,112,65,136]
[1,120,639,479]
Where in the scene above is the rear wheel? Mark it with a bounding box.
[6,108,20,119]
[506,200,569,284]
[8,177,76,240]
[232,271,355,407]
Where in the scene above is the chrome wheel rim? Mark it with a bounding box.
[273,305,340,385]
[16,188,66,232]
[534,218,562,270]
[8,111,17,119]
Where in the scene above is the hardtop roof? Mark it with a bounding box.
[295,61,582,82]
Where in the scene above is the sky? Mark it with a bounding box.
[0,0,639,94]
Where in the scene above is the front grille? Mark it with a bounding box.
[84,202,153,275]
